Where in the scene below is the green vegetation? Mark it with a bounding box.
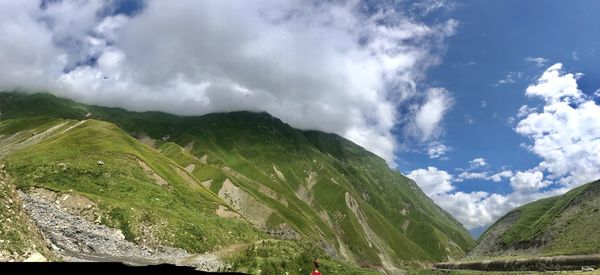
[498,196,560,246]
[499,181,596,248]
[0,91,475,271]
[1,118,262,253]
[228,239,380,274]
[471,179,600,259]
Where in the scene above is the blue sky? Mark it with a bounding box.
[403,0,600,180]
[1,0,600,236]
[401,0,600,235]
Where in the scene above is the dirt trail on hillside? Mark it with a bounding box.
[0,121,70,157]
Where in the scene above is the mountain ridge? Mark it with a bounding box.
[466,179,600,259]
[0,91,474,273]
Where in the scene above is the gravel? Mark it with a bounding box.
[19,191,225,271]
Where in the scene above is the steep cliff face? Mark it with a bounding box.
[467,180,600,259]
[0,91,474,272]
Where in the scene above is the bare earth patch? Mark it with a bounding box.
[217,178,273,228]
[345,192,402,274]
[136,133,156,149]
[215,205,242,219]
[136,159,169,188]
[184,164,195,173]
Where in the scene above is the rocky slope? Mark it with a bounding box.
[467,179,600,259]
[0,91,474,273]
[19,189,224,270]
[0,163,52,262]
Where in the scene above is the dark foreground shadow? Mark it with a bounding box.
[0,262,248,275]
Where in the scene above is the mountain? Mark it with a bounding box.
[0,91,473,273]
[467,179,600,259]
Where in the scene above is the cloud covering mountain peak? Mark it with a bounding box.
[0,0,457,164]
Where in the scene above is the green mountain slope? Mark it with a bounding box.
[467,180,600,259]
[0,91,473,272]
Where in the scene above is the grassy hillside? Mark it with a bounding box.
[0,91,474,271]
[0,117,262,252]
[467,180,600,259]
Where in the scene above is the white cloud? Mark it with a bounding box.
[524,63,581,102]
[412,63,600,230]
[412,0,456,16]
[0,0,459,164]
[408,87,454,142]
[455,169,513,183]
[434,187,567,229]
[516,105,537,118]
[525,56,548,67]
[572,51,579,61]
[456,171,488,182]
[409,165,567,229]
[509,170,550,191]
[427,142,451,159]
[409,165,568,229]
[0,1,65,91]
[517,63,600,188]
[469,157,488,168]
[407,166,454,196]
[489,170,513,182]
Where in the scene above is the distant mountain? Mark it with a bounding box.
[467,180,600,259]
[0,91,473,273]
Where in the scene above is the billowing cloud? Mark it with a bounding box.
[411,63,600,230]
[517,63,600,187]
[406,166,454,196]
[409,165,564,229]
[0,0,459,164]
[433,187,566,230]
[509,170,550,191]
[524,63,581,102]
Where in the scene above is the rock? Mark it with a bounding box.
[24,252,47,262]
[18,191,224,271]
